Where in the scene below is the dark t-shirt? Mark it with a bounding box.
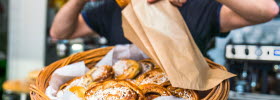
[82,0,227,55]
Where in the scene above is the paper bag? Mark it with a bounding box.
[122,0,235,90]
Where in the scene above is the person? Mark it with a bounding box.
[50,0,279,55]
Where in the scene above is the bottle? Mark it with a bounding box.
[116,0,130,8]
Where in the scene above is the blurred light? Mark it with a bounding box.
[251,82,256,87]
[242,72,247,78]
[57,44,67,57]
[57,44,66,50]
[274,65,279,72]
[71,44,83,51]
[99,37,107,45]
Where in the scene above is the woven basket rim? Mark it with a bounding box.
[30,47,230,100]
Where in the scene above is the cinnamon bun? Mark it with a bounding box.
[166,86,198,100]
[136,69,169,86]
[113,59,141,80]
[138,59,157,74]
[85,80,144,100]
[57,75,93,98]
[87,65,113,82]
[139,84,172,100]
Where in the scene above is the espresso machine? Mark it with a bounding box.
[225,18,280,94]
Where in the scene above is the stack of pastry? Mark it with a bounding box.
[56,59,198,100]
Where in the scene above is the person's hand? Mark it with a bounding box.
[147,0,187,7]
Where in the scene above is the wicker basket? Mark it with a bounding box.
[30,47,230,100]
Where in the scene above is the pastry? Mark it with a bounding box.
[139,84,172,100]
[57,75,93,98]
[68,86,87,98]
[138,59,157,74]
[113,59,141,80]
[85,80,144,100]
[3,80,30,93]
[158,81,199,100]
[57,65,113,98]
[28,70,40,82]
[86,82,99,90]
[167,86,198,100]
[87,65,113,82]
[136,69,169,86]
[160,81,172,88]
[54,59,200,100]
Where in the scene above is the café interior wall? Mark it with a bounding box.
[7,0,47,80]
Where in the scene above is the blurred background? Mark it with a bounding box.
[0,0,280,100]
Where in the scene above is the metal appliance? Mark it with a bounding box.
[225,43,280,94]
[225,16,280,94]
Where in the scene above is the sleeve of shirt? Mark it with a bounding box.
[179,0,229,53]
[179,0,229,37]
[81,6,102,35]
[205,1,229,36]
[81,0,118,37]
[215,4,230,37]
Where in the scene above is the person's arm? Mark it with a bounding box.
[218,0,279,32]
[50,0,95,39]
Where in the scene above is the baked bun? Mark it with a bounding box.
[3,80,30,93]
[54,59,200,99]
[167,86,199,100]
[87,65,113,82]
[139,84,171,100]
[138,59,157,74]
[113,59,141,80]
[57,75,93,98]
[28,70,40,81]
[68,86,87,98]
[85,80,144,100]
[136,69,169,86]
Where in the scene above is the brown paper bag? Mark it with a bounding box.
[122,0,235,90]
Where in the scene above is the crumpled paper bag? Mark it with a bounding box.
[122,0,235,90]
